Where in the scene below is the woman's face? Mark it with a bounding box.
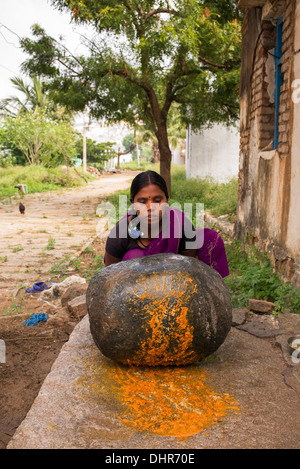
[133,184,168,232]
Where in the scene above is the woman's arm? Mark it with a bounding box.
[104,251,122,267]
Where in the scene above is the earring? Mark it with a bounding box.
[128,218,144,239]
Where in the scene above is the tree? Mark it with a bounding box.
[75,137,117,167]
[3,109,77,166]
[20,0,241,195]
[0,76,71,121]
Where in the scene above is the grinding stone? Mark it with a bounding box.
[87,253,232,366]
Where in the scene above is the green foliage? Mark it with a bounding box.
[0,75,71,121]
[122,134,137,159]
[50,250,104,281]
[0,165,93,199]
[225,240,300,314]
[20,1,242,138]
[169,166,238,219]
[76,137,117,166]
[2,110,78,166]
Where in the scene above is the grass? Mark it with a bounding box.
[49,247,104,282]
[46,237,56,250]
[169,166,238,220]
[0,165,94,200]
[224,240,300,314]
[120,161,157,171]
[2,294,25,316]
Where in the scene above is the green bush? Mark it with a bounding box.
[0,165,94,199]
[225,240,300,314]
[170,166,238,219]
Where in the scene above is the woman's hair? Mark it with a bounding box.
[130,170,169,203]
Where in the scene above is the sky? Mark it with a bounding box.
[0,0,94,101]
[0,0,132,148]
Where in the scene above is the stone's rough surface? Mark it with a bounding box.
[61,283,88,307]
[86,253,232,366]
[67,295,88,320]
[39,275,86,303]
[248,299,275,314]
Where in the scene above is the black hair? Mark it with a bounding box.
[130,170,169,203]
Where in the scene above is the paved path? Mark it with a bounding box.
[0,172,137,302]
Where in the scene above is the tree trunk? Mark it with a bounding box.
[156,123,172,197]
[152,141,160,163]
[146,87,172,196]
[82,109,87,172]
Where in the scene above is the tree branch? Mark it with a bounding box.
[144,8,172,21]
[197,54,227,70]
[118,144,136,156]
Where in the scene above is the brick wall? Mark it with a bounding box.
[237,0,298,284]
[277,0,295,156]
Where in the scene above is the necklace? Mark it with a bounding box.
[139,237,149,248]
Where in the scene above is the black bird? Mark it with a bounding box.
[19,202,25,215]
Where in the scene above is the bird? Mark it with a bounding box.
[19,202,25,215]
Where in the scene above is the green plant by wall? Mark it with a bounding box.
[225,240,300,314]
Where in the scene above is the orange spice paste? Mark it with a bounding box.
[124,273,200,366]
[81,356,240,441]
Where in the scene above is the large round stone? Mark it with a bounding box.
[86,253,232,366]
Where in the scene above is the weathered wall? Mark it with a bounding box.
[286,0,300,285]
[186,124,240,183]
[235,0,300,286]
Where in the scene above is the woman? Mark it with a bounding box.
[104,170,229,278]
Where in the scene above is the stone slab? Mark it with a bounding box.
[8,315,300,449]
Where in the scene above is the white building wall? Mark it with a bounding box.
[186,123,240,182]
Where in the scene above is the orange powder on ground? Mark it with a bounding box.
[83,357,240,441]
[115,366,240,439]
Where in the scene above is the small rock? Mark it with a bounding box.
[237,314,280,338]
[67,295,87,320]
[47,307,70,327]
[61,284,87,307]
[232,307,249,326]
[248,299,275,314]
[39,275,86,303]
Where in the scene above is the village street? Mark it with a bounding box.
[0,171,138,312]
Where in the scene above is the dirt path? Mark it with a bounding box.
[0,171,138,313]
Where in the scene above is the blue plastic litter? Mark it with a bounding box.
[25,282,51,293]
[24,312,48,327]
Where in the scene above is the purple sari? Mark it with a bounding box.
[119,207,229,278]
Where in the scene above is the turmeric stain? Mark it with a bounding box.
[115,366,240,439]
[78,272,240,441]
[81,357,240,441]
[125,273,200,366]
